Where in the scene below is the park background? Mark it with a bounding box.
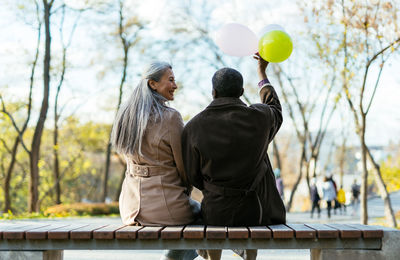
[0,0,400,229]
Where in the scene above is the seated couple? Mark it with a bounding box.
[111,54,286,260]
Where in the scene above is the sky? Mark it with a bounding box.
[0,0,399,147]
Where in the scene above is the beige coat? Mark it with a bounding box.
[119,108,195,226]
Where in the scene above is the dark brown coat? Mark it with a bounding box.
[182,84,286,226]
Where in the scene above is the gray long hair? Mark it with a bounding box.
[111,61,172,155]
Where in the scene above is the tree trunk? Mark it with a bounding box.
[359,116,368,224]
[286,142,306,212]
[52,5,74,205]
[312,148,323,178]
[306,157,315,197]
[53,119,61,204]
[102,29,129,201]
[102,141,112,202]
[29,147,40,212]
[339,138,346,187]
[29,1,52,212]
[272,141,281,170]
[366,147,397,227]
[115,165,127,202]
[4,138,19,212]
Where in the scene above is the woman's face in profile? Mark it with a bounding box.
[150,69,177,101]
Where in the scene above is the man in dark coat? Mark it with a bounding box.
[182,54,286,230]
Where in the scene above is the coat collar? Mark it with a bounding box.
[207,97,247,108]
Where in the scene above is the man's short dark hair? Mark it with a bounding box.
[212,68,243,98]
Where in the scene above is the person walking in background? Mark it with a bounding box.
[351,179,361,216]
[322,176,336,218]
[274,168,284,201]
[310,178,321,218]
[337,185,347,214]
[328,175,339,215]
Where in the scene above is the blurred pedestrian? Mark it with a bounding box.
[310,178,321,218]
[337,185,346,214]
[351,179,360,216]
[274,168,284,201]
[322,176,336,218]
[328,175,339,215]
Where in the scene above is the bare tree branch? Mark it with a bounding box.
[0,97,31,154]
[360,37,400,115]
[365,42,400,115]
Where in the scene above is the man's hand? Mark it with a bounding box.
[253,53,269,80]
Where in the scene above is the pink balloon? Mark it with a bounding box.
[214,23,258,57]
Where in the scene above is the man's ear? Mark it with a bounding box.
[212,88,218,99]
[239,88,244,97]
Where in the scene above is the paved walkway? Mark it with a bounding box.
[4,191,399,259]
[287,190,400,224]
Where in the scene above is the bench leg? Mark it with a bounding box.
[0,250,63,260]
[311,229,400,260]
[311,248,382,260]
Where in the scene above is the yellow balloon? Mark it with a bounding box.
[258,30,293,63]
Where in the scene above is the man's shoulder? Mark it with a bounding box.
[249,102,271,112]
[185,109,209,127]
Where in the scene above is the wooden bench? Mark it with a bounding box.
[0,222,398,260]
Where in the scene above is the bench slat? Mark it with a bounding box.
[115,225,143,239]
[248,226,271,239]
[138,226,164,239]
[183,225,205,239]
[1,224,29,240]
[48,224,90,239]
[206,226,227,239]
[93,225,127,239]
[0,224,25,239]
[327,224,362,238]
[228,227,249,239]
[346,224,384,238]
[26,224,71,240]
[286,224,316,239]
[305,224,339,238]
[268,224,294,239]
[3,224,50,240]
[70,224,108,239]
[161,226,184,239]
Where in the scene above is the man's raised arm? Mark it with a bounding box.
[254,53,283,141]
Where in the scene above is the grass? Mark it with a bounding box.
[0,202,120,220]
[370,210,400,229]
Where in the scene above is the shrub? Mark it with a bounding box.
[44,202,119,217]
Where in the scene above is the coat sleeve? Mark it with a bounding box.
[181,122,204,190]
[168,110,191,189]
[258,83,283,142]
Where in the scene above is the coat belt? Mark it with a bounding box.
[203,181,254,197]
[128,164,169,177]
[203,181,263,224]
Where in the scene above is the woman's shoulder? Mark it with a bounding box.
[161,108,184,132]
[163,107,183,122]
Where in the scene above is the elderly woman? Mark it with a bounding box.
[111,61,198,260]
